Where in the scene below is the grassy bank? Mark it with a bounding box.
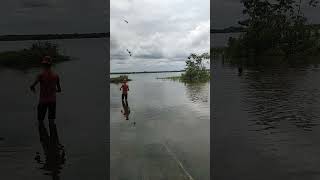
[110,75,132,84]
[0,41,70,70]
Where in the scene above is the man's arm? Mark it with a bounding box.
[56,77,61,92]
[30,75,39,92]
[120,85,122,91]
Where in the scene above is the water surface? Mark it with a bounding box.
[0,38,108,180]
[213,59,320,180]
[110,72,210,179]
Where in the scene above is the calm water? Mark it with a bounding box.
[212,33,241,47]
[0,38,108,180]
[110,73,210,179]
[213,59,320,179]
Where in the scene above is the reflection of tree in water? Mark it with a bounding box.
[35,121,66,180]
[242,66,320,132]
[185,82,209,104]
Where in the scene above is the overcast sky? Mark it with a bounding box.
[110,0,210,72]
[0,0,107,34]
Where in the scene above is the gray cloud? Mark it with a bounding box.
[111,0,210,72]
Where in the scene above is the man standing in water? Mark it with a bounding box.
[120,79,129,101]
[30,56,61,130]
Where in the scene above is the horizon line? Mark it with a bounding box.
[110,69,210,74]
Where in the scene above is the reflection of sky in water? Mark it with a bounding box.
[110,73,210,179]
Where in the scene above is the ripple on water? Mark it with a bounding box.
[242,67,320,133]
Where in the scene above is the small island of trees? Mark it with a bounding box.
[158,53,210,83]
[110,75,132,84]
[0,41,70,70]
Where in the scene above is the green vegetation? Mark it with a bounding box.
[0,41,70,70]
[181,53,210,82]
[110,75,132,84]
[224,0,320,63]
[158,53,210,83]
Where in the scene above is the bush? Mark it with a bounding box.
[181,53,210,83]
[110,75,132,84]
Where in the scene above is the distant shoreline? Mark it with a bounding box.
[0,33,109,41]
[110,70,186,74]
[110,69,210,74]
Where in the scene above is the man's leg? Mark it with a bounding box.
[37,103,49,152]
[37,103,47,122]
[48,102,61,146]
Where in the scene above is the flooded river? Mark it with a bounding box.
[0,38,108,180]
[0,38,210,179]
[110,72,210,179]
[213,59,320,179]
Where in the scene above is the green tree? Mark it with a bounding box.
[181,53,210,82]
[229,0,319,58]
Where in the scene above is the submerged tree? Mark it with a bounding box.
[181,53,210,82]
[228,0,320,58]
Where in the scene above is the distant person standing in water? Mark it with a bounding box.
[30,56,61,125]
[120,80,129,101]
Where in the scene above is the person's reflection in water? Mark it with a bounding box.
[35,121,66,180]
[238,66,243,76]
[121,100,131,121]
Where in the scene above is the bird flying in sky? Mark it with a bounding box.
[126,49,132,56]
[123,19,129,23]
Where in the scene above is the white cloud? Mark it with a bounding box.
[111,0,210,72]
